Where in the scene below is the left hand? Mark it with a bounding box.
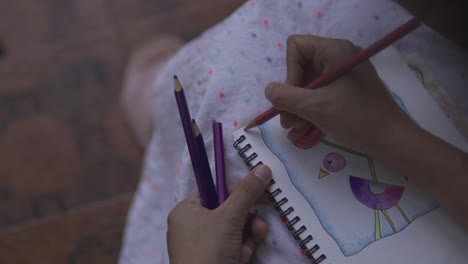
[167,165,272,264]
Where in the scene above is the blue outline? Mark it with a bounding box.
[258,123,358,256]
[258,121,439,256]
[384,81,417,124]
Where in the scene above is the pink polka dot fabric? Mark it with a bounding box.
[119,1,468,263]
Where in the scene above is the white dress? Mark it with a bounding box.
[119,0,468,263]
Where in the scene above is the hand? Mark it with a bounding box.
[167,165,272,264]
[265,35,414,155]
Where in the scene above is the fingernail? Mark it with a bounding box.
[242,246,252,263]
[252,218,269,239]
[252,165,272,184]
[265,83,274,101]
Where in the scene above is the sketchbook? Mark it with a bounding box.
[232,47,468,263]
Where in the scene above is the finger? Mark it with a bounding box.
[184,192,202,206]
[354,44,363,51]
[241,238,256,263]
[221,165,272,219]
[293,127,324,149]
[249,216,269,240]
[286,35,314,87]
[265,82,323,118]
[227,183,238,194]
[286,34,330,86]
[294,134,318,149]
[227,184,269,203]
[287,35,359,82]
[292,116,313,131]
[255,195,270,204]
[287,128,310,142]
[280,111,296,129]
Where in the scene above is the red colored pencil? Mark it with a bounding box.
[244,17,421,130]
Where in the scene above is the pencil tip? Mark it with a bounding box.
[174,76,182,92]
[192,120,201,136]
[244,119,257,130]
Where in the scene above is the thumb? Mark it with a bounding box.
[265,82,321,117]
[222,165,272,219]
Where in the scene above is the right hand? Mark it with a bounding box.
[265,35,414,155]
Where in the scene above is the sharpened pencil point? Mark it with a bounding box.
[244,119,257,130]
[192,119,201,136]
[174,76,182,92]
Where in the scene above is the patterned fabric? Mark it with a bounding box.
[119,1,468,263]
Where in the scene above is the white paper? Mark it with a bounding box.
[232,47,468,263]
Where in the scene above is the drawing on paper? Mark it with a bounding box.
[258,91,438,256]
[320,140,416,241]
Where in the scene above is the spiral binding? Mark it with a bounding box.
[233,135,327,264]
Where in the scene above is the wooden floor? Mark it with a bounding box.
[0,1,243,263]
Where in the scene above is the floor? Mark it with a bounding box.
[0,1,465,263]
[0,1,243,263]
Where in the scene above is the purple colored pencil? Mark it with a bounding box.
[192,120,218,209]
[213,121,228,204]
[174,76,217,209]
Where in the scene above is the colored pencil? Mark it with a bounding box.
[213,121,227,204]
[174,76,217,209]
[244,17,421,130]
[192,120,218,209]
